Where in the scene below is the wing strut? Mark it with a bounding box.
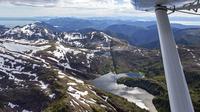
[155,6,194,112]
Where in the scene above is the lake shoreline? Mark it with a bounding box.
[91,72,157,112]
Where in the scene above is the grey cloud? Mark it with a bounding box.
[0,0,59,7]
[0,0,132,9]
[0,0,58,3]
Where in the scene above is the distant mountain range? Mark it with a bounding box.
[105,24,200,48]
[1,17,200,49]
[43,17,200,48]
[45,17,159,31]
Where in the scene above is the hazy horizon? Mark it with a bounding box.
[0,16,200,27]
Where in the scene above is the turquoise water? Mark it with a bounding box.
[0,20,36,28]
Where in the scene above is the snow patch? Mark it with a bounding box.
[49,93,56,99]
[8,102,19,108]
[1,41,50,54]
[47,57,59,63]
[38,81,48,90]
[67,83,77,86]
[64,33,87,41]
[22,109,32,112]
[68,76,84,84]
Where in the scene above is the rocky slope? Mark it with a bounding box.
[0,23,149,112]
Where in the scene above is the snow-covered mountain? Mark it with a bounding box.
[1,22,58,40]
[0,22,152,112]
[0,22,199,112]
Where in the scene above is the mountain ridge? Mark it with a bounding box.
[0,21,199,112]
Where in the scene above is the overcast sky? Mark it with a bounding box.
[0,0,199,20]
[0,0,141,17]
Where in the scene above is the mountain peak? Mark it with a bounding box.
[2,22,57,40]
